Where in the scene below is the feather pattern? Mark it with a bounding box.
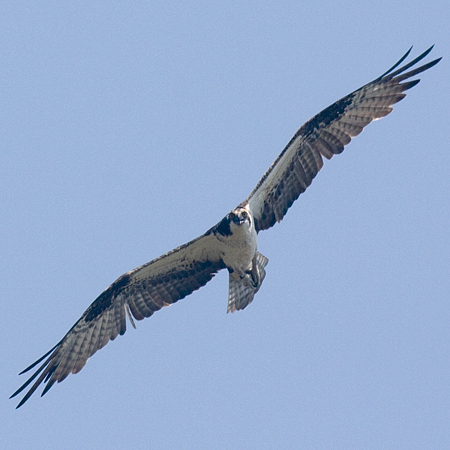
[246,46,441,232]
[11,231,225,408]
[227,252,269,313]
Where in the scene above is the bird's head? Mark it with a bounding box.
[228,207,251,227]
[214,206,253,237]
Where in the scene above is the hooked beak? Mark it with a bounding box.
[232,215,245,225]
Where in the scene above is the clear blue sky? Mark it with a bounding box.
[2,2,449,449]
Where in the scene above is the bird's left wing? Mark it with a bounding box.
[11,230,225,408]
[246,47,441,232]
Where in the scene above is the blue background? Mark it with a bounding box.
[2,2,449,449]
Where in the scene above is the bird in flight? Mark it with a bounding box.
[11,46,440,408]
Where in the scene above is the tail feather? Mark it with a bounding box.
[227,252,269,313]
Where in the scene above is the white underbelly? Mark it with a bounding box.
[220,227,257,272]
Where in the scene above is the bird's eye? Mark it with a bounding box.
[229,212,235,219]
[242,211,247,218]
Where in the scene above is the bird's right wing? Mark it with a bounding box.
[11,229,225,408]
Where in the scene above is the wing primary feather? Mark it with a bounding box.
[247,47,440,232]
[390,58,441,85]
[16,342,60,376]
[379,46,434,81]
[376,46,413,79]
[10,348,59,408]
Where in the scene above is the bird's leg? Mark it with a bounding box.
[230,268,257,290]
[246,254,261,290]
[229,254,261,290]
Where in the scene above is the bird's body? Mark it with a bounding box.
[11,46,441,408]
[213,205,268,312]
[215,206,258,279]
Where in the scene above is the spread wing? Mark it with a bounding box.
[246,47,441,232]
[11,230,225,408]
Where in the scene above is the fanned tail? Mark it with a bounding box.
[227,252,269,313]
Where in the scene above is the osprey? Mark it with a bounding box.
[11,47,440,408]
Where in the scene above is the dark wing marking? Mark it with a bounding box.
[246,47,441,232]
[11,231,225,408]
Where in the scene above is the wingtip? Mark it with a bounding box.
[15,399,26,409]
[420,45,435,60]
[376,45,439,81]
[12,389,31,409]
